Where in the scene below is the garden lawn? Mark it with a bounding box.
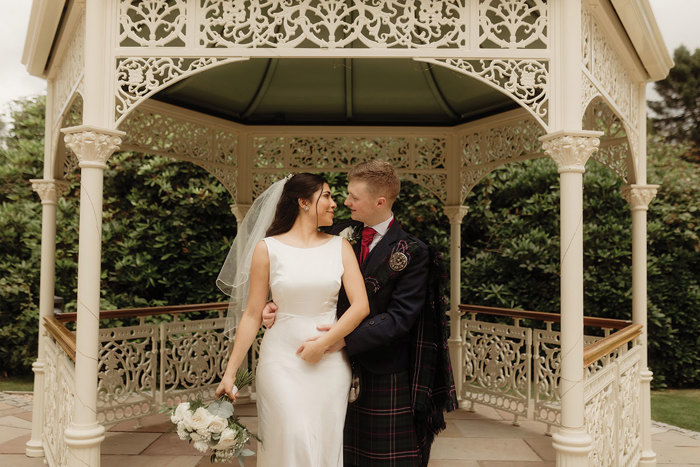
[0,375,33,392]
[651,389,700,432]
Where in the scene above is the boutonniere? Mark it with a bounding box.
[338,226,359,245]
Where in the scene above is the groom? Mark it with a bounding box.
[263,160,455,466]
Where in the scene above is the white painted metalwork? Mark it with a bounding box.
[584,344,642,467]
[43,335,75,467]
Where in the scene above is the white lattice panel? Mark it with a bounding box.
[462,318,531,418]
[160,317,233,406]
[97,324,159,423]
[584,344,642,467]
[43,335,75,467]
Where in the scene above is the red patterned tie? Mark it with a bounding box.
[360,226,377,264]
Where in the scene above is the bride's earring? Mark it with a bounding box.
[304,206,309,212]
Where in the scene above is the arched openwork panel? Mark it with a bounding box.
[55,95,84,180]
[457,111,546,202]
[117,102,241,199]
[52,10,85,132]
[419,58,549,129]
[583,97,636,184]
[115,57,249,127]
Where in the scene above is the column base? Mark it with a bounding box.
[65,422,105,467]
[25,439,44,457]
[639,450,657,466]
[552,427,592,467]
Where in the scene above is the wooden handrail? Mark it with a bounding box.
[53,301,229,323]
[583,323,642,367]
[459,304,632,330]
[44,316,76,361]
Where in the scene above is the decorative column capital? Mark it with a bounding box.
[443,205,469,224]
[30,179,71,205]
[230,204,252,222]
[621,184,659,211]
[62,125,125,169]
[539,130,603,174]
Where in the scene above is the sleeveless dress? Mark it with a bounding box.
[255,235,351,467]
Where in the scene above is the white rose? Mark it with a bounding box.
[170,402,190,424]
[176,425,190,440]
[214,427,237,449]
[193,439,210,453]
[190,407,213,433]
[180,410,194,431]
[207,414,228,434]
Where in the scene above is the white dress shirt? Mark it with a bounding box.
[366,214,394,252]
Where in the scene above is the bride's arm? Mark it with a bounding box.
[216,240,269,399]
[297,238,369,363]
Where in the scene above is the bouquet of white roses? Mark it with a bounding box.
[168,369,260,465]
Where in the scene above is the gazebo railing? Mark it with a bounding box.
[42,317,76,467]
[45,301,642,466]
[52,302,261,424]
[459,304,643,465]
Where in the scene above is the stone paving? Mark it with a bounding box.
[1,391,698,466]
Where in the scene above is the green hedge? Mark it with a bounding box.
[1,96,698,387]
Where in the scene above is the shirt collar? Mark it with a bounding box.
[367,214,394,237]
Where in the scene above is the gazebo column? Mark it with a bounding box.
[541,131,601,467]
[26,179,70,457]
[62,126,124,467]
[443,205,469,401]
[622,184,659,466]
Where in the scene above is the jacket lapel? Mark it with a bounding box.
[361,221,403,275]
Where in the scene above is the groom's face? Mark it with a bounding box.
[345,180,380,224]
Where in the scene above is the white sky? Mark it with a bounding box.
[0,0,698,122]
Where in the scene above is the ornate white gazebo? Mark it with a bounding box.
[23,1,672,466]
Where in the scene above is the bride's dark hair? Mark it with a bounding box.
[266,173,327,237]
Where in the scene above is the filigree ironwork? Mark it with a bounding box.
[53,12,85,129]
[43,334,75,467]
[115,57,241,124]
[478,0,548,49]
[97,325,158,423]
[426,58,549,127]
[119,0,188,47]
[462,318,531,418]
[161,317,233,406]
[198,0,468,49]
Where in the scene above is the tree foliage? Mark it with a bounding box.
[1,96,698,387]
[649,45,700,161]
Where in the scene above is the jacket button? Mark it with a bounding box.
[369,320,375,325]
[381,316,386,320]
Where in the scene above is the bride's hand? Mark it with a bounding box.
[296,338,327,363]
[215,372,239,401]
[315,324,346,353]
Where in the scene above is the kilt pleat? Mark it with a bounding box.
[344,370,421,467]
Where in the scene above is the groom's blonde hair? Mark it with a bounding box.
[348,160,400,202]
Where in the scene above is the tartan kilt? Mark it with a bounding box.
[344,369,421,467]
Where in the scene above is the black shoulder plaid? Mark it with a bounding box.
[409,247,458,466]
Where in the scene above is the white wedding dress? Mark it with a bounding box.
[255,235,351,467]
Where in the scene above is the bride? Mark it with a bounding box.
[215,173,369,466]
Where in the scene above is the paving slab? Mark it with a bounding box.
[0,432,31,454]
[109,413,176,433]
[478,462,556,467]
[427,460,480,467]
[0,454,45,466]
[102,431,162,455]
[102,454,201,467]
[524,437,557,461]
[0,415,33,430]
[430,437,542,461]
